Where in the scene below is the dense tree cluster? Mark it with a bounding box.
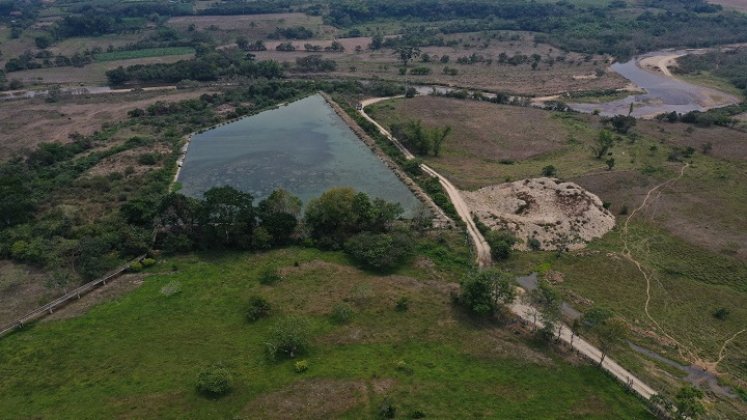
[268,26,314,40]
[676,48,747,95]
[106,51,283,85]
[325,0,747,58]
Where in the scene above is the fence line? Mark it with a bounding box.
[0,254,146,339]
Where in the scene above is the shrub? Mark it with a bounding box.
[485,230,516,260]
[129,261,143,272]
[528,238,541,251]
[395,360,413,373]
[713,307,730,320]
[344,232,413,271]
[266,316,310,360]
[137,153,158,165]
[378,398,397,418]
[541,165,557,177]
[330,303,353,324]
[405,86,417,98]
[196,363,233,397]
[141,258,156,267]
[247,296,272,322]
[259,267,282,285]
[160,280,182,297]
[403,158,422,176]
[395,296,410,312]
[294,359,309,373]
[409,66,431,75]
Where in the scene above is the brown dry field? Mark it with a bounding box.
[251,31,626,95]
[369,95,747,257]
[0,88,212,159]
[167,13,333,42]
[0,260,57,326]
[636,119,747,161]
[709,0,747,12]
[367,95,597,189]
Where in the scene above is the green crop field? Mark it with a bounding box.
[94,47,195,62]
[0,246,650,418]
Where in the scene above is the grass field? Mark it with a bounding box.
[0,246,651,418]
[94,47,196,62]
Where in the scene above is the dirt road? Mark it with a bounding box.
[510,299,658,399]
[359,97,492,267]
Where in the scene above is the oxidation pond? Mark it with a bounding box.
[177,94,421,214]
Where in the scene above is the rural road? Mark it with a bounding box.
[359,97,492,267]
[359,95,657,400]
[510,299,658,400]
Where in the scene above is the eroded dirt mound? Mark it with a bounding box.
[463,177,615,250]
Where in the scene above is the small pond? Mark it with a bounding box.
[176,94,422,214]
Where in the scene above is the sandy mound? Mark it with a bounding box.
[463,177,615,250]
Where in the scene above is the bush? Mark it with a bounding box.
[196,363,233,397]
[405,86,417,98]
[541,165,557,177]
[378,398,396,418]
[528,238,541,251]
[246,296,272,322]
[129,261,143,272]
[141,258,156,267]
[259,267,282,285]
[330,302,354,324]
[485,230,516,260]
[294,359,309,373]
[395,296,410,312]
[344,232,413,271]
[265,316,310,360]
[713,307,730,320]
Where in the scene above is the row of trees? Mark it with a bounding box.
[157,186,413,271]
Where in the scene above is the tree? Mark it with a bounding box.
[236,36,249,51]
[257,189,301,246]
[594,317,628,366]
[395,46,421,67]
[370,33,384,50]
[459,269,516,317]
[594,130,614,159]
[431,126,451,157]
[200,186,256,248]
[605,157,615,171]
[528,280,561,338]
[674,386,705,419]
[608,115,636,134]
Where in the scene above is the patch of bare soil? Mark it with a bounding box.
[0,260,57,326]
[240,379,368,419]
[463,177,616,250]
[0,89,212,160]
[44,273,145,322]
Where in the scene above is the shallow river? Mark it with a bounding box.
[569,50,740,117]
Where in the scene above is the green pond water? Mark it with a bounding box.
[177,94,421,214]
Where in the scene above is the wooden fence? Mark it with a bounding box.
[0,255,146,339]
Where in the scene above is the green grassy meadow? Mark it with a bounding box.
[0,245,651,418]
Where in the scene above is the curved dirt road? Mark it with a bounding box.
[359,95,658,400]
[359,97,492,267]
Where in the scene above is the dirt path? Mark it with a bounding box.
[621,163,691,357]
[510,299,658,399]
[359,97,492,267]
[360,95,658,400]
